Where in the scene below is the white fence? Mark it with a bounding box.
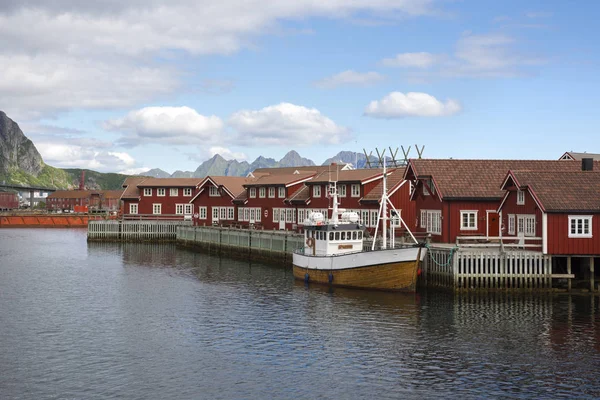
[88,220,191,241]
[424,246,553,290]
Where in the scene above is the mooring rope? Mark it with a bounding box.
[425,243,458,267]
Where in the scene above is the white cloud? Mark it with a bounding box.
[0,1,439,119]
[364,91,461,118]
[228,102,350,146]
[104,106,224,146]
[382,33,546,80]
[381,52,440,68]
[35,142,140,172]
[314,70,385,88]
[209,146,247,161]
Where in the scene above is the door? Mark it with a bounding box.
[487,211,499,238]
[212,207,219,224]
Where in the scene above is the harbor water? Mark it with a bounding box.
[1,229,600,399]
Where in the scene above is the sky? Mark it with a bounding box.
[1,0,599,174]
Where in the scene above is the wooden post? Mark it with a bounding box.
[567,256,572,292]
[590,257,595,293]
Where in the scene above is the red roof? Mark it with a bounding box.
[243,172,315,187]
[307,167,387,184]
[504,170,600,212]
[48,190,124,199]
[361,168,406,203]
[406,159,600,200]
[199,176,256,198]
[136,178,202,188]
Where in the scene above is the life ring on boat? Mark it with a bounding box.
[306,237,315,248]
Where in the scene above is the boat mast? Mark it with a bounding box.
[382,162,387,249]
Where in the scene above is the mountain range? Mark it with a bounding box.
[0,110,397,190]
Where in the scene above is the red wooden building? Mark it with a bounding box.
[0,190,19,210]
[190,176,254,226]
[499,166,600,255]
[47,190,123,212]
[404,159,598,244]
[234,171,317,230]
[121,177,202,219]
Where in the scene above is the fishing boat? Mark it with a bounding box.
[292,164,426,291]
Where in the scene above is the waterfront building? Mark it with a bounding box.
[0,190,19,210]
[190,176,255,226]
[404,158,600,244]
[47,190,122,212]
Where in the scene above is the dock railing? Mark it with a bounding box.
[456,235,543,250]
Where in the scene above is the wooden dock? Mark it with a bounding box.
[88,220,190,241]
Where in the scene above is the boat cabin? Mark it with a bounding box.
[302,211,365,256]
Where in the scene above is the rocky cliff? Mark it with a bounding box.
[0,111,44,177]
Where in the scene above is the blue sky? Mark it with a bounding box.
[1,0,598,174]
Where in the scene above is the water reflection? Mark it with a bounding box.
[0,234,595,399]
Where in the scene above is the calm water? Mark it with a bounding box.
[1,229,600,399]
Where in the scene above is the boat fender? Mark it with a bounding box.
[328,273,334,284]
[417,268,422,277]
[306,237,315,248]
[304,273,310,283]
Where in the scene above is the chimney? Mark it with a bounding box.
[582,158,594,171]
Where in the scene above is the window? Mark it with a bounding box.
[420,210,427,228]
[508,214,515,235]
[129,203,138,214]
[335,232,340,240]
[423,182,429,196]
[152,204,161,215]
[338,184,346,197]
[341,232,346,240]
[569,216,593,238]
[183,188,192,197]
[268,187,275,198]
[313,185,321,198]
[209,186,219,197]
[250,188,256,198]
[212,207,219,221]
[157,188,166,197]
[227,207,235,220]
[286,208,294,223]
[517,190,525,205]
[351,184,360,197]
[259,187,266,198]
[517,215,536,237]
[361,210,369,226]
[170,188,178,196]
[297,209,304,224]
[199,207,207,219]
[460,211,477,230]
[185,204,193,215]
[278,187,285,198]
[144,188,152,196]
[370,210,378,228]
[273,208,280,223]
[425,210,441,235]
[175,204,184,215]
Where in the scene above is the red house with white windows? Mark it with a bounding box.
[404,159,598,244]
[499,165,600,256]
[234,171,317,230]
[121,177,202,219]
[189,176,254,226]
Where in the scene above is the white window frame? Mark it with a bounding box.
[259,187,266,198]
[516,190,525,205]
[250,188,256,198]
[369,210,378,228]
[227,207,235,220]
[184,204,193,215]
[209,186,219,197]
[420,209,427,228]
[273,208,280,223]
[338,184,346,197]
[361,210,369,226]
[517,214,536,237]
[256,208,262,222]
[143,188,152,196]
[170,188,178,196]
[157,188,166,197]
[175,204,184,215]
[425,210,441,235]
[183,188,192,197]
[268,187,275,198]
[152,203,161,215]
[129,203,138,214]
[212,207,219,221]
[508,214,515,235]
[351,184,360,197]
[423,182,429,196]
[220,207,227,220]
[460,210,478,231]
[278,187,285,198]
[313,185,321,198]
[199,206,207,219]
[568,216,593,238]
